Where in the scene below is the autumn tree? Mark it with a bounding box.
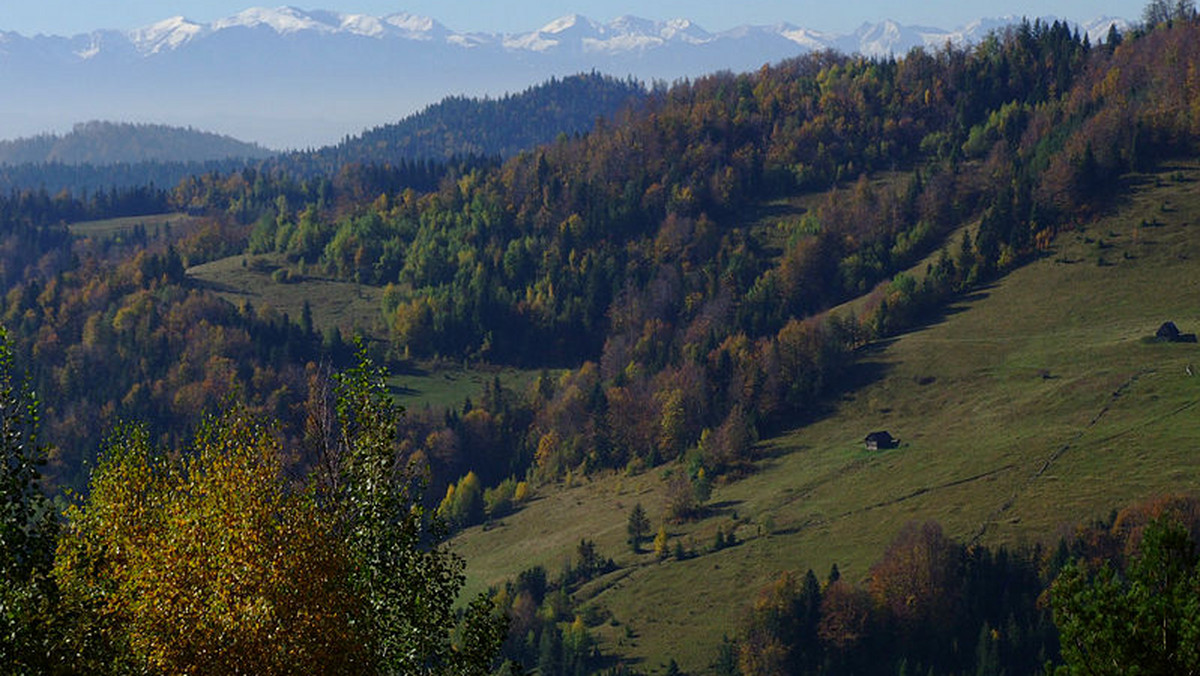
[54,415,367,674]
[654,524,669,560]
[738,570,823,675]
[868,522,964,646]
[1142,0,1197,26]
[664,470,700,522]
[817,579,877,671]
[438,470,485,529]
[54,350,508,674]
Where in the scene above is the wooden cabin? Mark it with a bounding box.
[864,431,898,451]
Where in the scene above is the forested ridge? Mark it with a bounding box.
[0,121,273,166]
[4,7,1200,674]
[295,72,649,168]
[0,73,646,196]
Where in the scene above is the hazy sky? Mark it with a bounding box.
[1,1,1146,37]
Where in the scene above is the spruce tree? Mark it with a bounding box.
[627,503,650,552]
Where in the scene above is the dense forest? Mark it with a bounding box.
[4,4,1200,673]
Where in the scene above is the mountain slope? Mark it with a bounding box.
[0,121,273,165]
[451,160,1200,671]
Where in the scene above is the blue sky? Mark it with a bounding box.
[1,1,1146,36]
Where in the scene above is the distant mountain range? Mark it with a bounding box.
[0,7,1129,149]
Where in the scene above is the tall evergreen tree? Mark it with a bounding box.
[627,502,650,552]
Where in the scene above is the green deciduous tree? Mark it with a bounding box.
[438,470,485,529]
[0,328,62,673]
[323,349,508,674]
[1052,516,1200,675]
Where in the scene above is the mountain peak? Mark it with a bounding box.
[540,14,594,35]
[335,13,385,38]
[383,12,446,40]
[212,6,331,34]
[128,15,206,54]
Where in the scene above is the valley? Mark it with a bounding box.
[4,8,1200,675]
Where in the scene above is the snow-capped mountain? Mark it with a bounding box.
[0,7,1129,149]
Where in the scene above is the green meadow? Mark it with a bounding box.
[187,252,385,339]
[68,212,200,239]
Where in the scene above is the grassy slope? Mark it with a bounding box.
[450,163,1200,673]
[187,253,384,338]
[389,365,551,412]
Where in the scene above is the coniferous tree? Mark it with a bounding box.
[627,503,650,552]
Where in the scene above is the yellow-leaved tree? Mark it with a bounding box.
[54,414,367,674]
[54,349,507,674]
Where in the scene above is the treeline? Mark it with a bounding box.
[722,494,1200,675]
[0,159,265,197]
[168,159,461,230]
[0,184,168,229]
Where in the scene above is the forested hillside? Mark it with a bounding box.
[293,72,648,167]
[4,7,1200,675]
[0,73,645,196]
[0,121,273,165]
[225,16,1158,494]
[0,158,262,198]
